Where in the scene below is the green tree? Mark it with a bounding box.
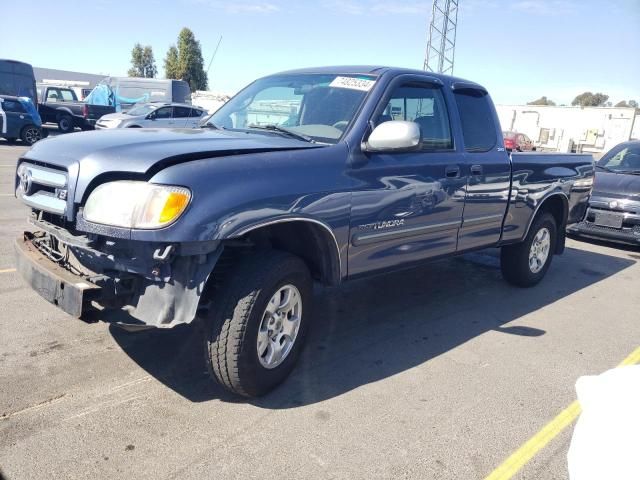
[527,96,556,106]
[164,46,180,80]
[571,92,609,107]
[163,28,208,91]
[127,43,157,78]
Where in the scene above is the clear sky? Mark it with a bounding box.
[2,0,638,105]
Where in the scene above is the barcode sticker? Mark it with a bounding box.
[329,76,376,92]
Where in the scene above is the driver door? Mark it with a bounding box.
[348,80,466,276]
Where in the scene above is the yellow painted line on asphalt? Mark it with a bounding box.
[0,268,16,274]
[484,346,640,480]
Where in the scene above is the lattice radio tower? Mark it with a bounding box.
[423,0,459,75]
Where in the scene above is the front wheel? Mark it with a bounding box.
[501,212,557,287]
[203,250,312,397]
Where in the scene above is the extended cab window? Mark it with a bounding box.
[454,89,497,152]
[377,84,453,150]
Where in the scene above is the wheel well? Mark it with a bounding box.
[223,221,341,286]
[537,194,568,253]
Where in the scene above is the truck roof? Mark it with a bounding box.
[273,65,486,91]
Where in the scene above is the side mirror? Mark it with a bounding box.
[364,121,421,152]
[146,112,156,120]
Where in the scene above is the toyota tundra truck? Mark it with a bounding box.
[13,66,594,397]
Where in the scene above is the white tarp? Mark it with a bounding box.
[568,365,640,479]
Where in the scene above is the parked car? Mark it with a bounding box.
[0,95,45,145]
[13,66,594,397]
[568,140,640,246]
[36,84,96,133]
[503,131,535,152]
[95,103,206,129]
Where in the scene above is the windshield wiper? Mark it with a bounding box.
[248,124,314,143]
[595,164,615,172]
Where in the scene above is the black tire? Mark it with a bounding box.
[20,125,41,146]
[57,115,74,133]
[203,250,312,397]
[501,212,557,287]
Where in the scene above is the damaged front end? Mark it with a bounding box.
[15,214,222,330]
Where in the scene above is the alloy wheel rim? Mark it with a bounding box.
[257,284,302,369]
[25,128,40,144]
[529,227,550,274]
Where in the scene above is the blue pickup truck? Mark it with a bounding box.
[14,66,594,397]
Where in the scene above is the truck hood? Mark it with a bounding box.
[22,128,322,219]
[593,171,640,200]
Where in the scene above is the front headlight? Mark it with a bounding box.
[83,181,191,229]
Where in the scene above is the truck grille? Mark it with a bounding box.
[16,162,69,216]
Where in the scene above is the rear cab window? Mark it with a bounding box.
[453,88,497,152]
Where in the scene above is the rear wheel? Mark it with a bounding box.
[203,250,312,397]
[57,115,74,133]
[501,212,557,287]
[20,125,41,146]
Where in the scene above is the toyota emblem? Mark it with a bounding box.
[19,169,33,196]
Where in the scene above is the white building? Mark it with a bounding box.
[495,104,638,155]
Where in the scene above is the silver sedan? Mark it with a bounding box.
[95,103,206,129]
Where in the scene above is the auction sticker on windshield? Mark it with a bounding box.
[329,76,376,92]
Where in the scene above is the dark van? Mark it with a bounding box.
[0,59,37,104]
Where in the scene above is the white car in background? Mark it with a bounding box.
[95,102,206,129]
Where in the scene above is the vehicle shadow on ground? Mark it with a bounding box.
[109,246,635,407]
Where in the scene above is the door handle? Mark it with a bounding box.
[445,165,461,178]
[470,164,483,176]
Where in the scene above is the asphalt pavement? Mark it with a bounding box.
[0,139,639,479]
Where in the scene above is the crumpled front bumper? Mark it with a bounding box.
[15,229,223,329]
[14,232,100,318]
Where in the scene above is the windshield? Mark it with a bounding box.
[127,104,157,116]
[598,143,640,173]
[202,73,377,144]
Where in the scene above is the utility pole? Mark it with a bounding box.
[423,0,459,75]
